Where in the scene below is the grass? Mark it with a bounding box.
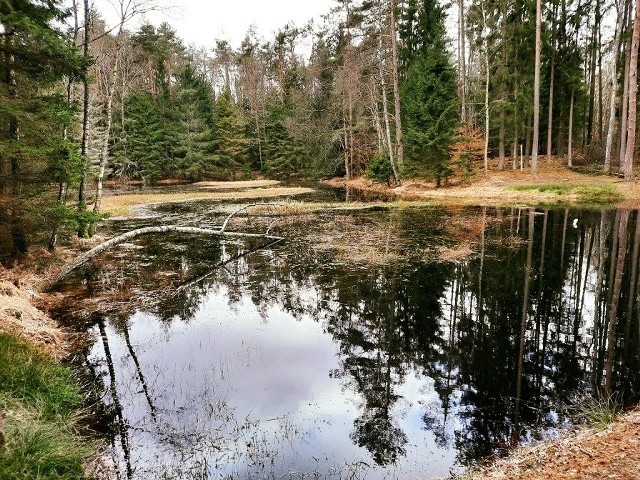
[577,393,623,430]
[510,183,622,204]
[0,334,91,479]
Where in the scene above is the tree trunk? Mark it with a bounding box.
[514,210,535,444]
[389,0,404,167]
[586,0,600,145]
[46,225,284,291]
[546,3,557,162]
[568,89,575,167]
[483,18,490,175]
[605,5,624,173]
[623,0,640,181]
[459,0,467,125]
[77,0,91,237]
[92,53,119,220]
[499,110,506,170]
[531,0,542,173]
[619,6,633,170]
[605,210,630,395]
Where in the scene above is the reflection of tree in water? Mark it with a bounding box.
[60,206,640,469]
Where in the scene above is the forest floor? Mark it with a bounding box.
[326,158,640,207]
[457,408,640,480]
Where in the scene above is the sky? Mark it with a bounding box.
[92,0,337,49]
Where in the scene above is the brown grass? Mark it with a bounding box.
[100,187,315,217]
[0,281,68,359]
[0,248,82,359]
[460,408,640,480]
[194,180,281,189]
[325,158,640,207]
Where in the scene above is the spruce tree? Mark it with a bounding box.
[112,92,169,180]
[0,0,85,256]
[400,0,459,186]
[175,65,216,179]
[214,89,250,179]
[263,103,303,178]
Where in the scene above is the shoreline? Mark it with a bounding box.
[323,160,640,208]
[3,176,640,479]
[457,407,640,479]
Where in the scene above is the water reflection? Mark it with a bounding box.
[59,206,640,479]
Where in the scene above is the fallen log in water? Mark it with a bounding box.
[44,204,285,292]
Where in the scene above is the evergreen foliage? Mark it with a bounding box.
[263,104,303,178]
[175,65,217,179]
[214,89,250,179]
[400,0,459,185]
[0,0,86,257]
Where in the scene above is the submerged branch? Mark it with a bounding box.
[45,225,284,292]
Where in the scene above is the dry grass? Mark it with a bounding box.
[0,281,67,359]
[0,248,80,359]
[310,215,404,265]
[99,186,315,217]
[460,408,640,480]
[325,158,640,207]
[422,243,475,263]
[194,180,281,189]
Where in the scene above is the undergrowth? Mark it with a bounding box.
[0,334,91,479]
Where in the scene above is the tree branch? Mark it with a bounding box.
[44,225,284,292]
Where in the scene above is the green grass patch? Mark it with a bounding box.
[0,334,91,479]
[580,393,623,430]
[511,183,622,204]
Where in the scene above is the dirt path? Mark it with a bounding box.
[462,409,640,479]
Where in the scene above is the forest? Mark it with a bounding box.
[2,0,640,254]
[5,1,640,478]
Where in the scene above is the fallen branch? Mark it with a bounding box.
[174,237,284,293]
[44,225,284,292]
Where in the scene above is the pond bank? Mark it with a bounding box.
[459,408,640,479]
[325,160,640,207]
[0,256,95,479]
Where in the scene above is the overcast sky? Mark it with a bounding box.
[92,0,337,49]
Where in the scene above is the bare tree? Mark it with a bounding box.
[530,0,542,173]
[623,0,640,180]
[91,0,163,229]
[389,0,404,167]
[604,1,625,173]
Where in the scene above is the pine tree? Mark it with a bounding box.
[214,89,250,179]
[0,0,85,256]
[400,0,459,186]
[175,65,216,179]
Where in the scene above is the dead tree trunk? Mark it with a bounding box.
[45,225,284,291]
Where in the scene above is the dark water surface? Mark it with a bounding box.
[57,197,640,479]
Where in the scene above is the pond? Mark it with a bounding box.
[56,193,640,479]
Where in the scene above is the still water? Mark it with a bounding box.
[58,198,640,479]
